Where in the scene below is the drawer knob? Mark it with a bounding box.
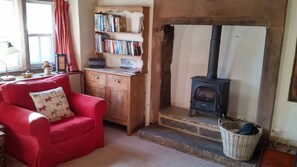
[94,76,99,79]
[115,79,120,83]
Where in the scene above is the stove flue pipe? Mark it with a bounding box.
[207,25,222,79]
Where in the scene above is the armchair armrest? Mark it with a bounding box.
[0,102,50,140]
[67,92,107,124]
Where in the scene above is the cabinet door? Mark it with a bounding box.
[87,85,105,99]
[106,88,128,122]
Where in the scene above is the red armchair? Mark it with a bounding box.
[0,74,106,167]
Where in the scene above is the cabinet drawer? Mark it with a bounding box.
[106,75,129,90]
[86,71,106,86]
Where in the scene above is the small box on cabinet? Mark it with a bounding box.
[88,58,105,68]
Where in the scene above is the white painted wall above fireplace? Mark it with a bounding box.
[171,25,266,123]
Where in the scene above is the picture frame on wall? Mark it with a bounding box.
[288,42,297,102]
[56,54,66,73]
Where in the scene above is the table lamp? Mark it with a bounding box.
[0,41,19,81]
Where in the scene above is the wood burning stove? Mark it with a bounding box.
[189,76,230,117]
[189,25,230,118]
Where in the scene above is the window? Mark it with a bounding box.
[0,0,54,73]
[26,1,55,67]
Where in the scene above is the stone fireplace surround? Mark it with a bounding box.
[150,0,287,140]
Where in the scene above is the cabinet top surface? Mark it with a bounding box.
[84,68,143,77]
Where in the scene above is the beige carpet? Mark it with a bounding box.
[7,124,223,167]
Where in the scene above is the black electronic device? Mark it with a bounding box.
[88,58,105,68]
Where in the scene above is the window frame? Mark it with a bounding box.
[0,0,55,75]
[26,0,55,70]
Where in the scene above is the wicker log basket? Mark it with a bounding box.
[218,118,262,161]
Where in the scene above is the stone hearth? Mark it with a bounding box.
[159,106,223,142]
[138,107,260,167]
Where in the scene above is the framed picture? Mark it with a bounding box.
[288,42,297,102]
[56,54,66,73]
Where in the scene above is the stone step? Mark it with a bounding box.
[138,124,259,167]
[159,106,231,142]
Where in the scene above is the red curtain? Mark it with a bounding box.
[54,0,79,72]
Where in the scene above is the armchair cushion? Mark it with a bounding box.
[50,116,94,143]
[29,87,74,122]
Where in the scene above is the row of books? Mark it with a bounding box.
[94,13,127,32]
[95,33,142,56]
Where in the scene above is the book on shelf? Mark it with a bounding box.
[129,41,134,56]
[95,33,110,53]
[133,42,141,56]
[115,40,121,54]
[138,16,144,33]
[107,14,114,32]
[94,13,101,31]
[102,14,107,31]
[122,41,128,55]
[95,36,142,56]
[127,41,132,55]
[118,17,127,32]
[95,13,127,32]
[114,15,120,32]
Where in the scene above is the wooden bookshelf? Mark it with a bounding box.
[86,6,149,135]
[93,6,149,73]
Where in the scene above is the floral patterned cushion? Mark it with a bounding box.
[29,87,74,122]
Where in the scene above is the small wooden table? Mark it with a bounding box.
[0,124,5,167]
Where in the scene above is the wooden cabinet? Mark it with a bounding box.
[85,69,145,135]
[89,6,148,135]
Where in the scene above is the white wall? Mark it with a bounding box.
[69,73,83,93]
[171,25,266,123]
[69,0,97,71]
[272,0,297,146]
[68,0,98,94]
[68,0,80,69]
